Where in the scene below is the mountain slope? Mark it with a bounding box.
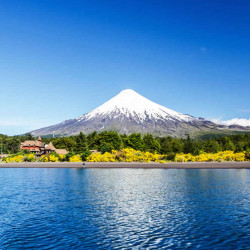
[31,89,250,137]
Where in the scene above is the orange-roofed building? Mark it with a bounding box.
[20,136,68,155]
[20,136,45,155]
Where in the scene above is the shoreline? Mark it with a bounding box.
[0,161,250,169]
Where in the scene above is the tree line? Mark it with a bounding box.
[1,132,250,158]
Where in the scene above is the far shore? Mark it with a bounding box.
[0,161,250,169]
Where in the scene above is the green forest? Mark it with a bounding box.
[1,132,250,158]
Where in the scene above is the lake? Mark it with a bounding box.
[0,168,249,249]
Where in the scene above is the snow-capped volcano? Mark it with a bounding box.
[31,89,249,137]
[77,89,194,123]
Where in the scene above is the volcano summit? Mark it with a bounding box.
[31,89,249,137]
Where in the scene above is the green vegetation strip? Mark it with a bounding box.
[1,132,250,163]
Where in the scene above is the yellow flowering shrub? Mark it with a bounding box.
[69,155,82,162]
[49,155,59,162]
[102,152,116,162]
[87,152,116,162]
[59,154,65,161]
[25,154,36,162]
[121,149,143,162]
[174,153,196,162]
[39,155,49,162]
[3,150,247,164]
[87,148,164,163]
[159,160,167,164]
[39,155,59,162]
[175,154,185,162]
[234,153,245,161]
[87,153,102,162]
[195,154,210,162]
[5,155,24,163]
[175,151,247,162]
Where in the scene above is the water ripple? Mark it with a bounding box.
[0,168,249,249]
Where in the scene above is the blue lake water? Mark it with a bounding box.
[0,168,249,249]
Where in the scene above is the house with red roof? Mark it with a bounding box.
[20,136,68,155]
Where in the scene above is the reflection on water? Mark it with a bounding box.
[0,168,249,249]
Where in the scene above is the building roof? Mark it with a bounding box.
[55,149,68,155]
[45,142,56,151]
[21,140,45,147]
[37,136,42,141]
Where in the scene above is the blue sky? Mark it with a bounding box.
[0,0,250,135]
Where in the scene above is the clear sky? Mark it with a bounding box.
[0,0,250,135]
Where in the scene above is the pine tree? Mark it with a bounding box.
[183,135,193,154]
[127,133,144,151]
[75,132,88,154]
[143,134,161,153]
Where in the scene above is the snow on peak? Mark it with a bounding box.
[78,89,194,122]
[119,89,137,95]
